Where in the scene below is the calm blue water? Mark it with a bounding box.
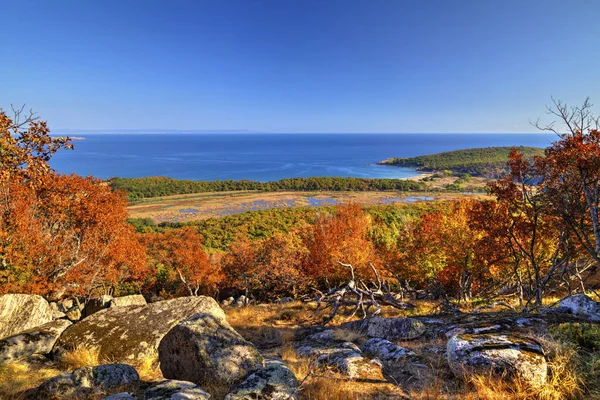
[49,133,556,181]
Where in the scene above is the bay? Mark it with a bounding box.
[49,133,556,181]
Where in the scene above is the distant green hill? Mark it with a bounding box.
[378,146,545,177]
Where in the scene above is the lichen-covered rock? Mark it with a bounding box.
[340,317,426,341]
[65,307,82,322]
[56,296,225,362]
[0,319,72,362]
[295,341,379,379]
[225,358,299,400]
[361,338,416,362]
[50,302,66,319]
[144,380,211,399]
[557,294,600,321]
[447,333,547,387]
[0,294,53,340]
[34,363,139,399]
[110,294,147,308]
[159,312,263,386]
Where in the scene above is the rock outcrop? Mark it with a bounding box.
[340,317,426,341]
[225,358,299,400]
[56,296,225,361]
[446,333,547,387]
[159,312,263,387]
[144,380,211,400]
[0,319,72,362]
[0,294,53,339]
[110,294,147,308]
[34,364,139,399]
[557,294,600,321]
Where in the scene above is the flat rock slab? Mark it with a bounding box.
[33,363,139,399]
[159,312,263,387]
[0,319,72,362]
[340,317,426,341]
[295,341,380,379]
[447,333,547,387]
[557,294,600,321]
[144,380,211,400]
[0,294,53,340]
[56,296,225,361]
[225,358,299,400]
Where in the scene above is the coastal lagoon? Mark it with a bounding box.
[50,133,555,181]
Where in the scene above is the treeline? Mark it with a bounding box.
[379,146,545,177]
[109,176,425,200]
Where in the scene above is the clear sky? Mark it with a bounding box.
[2,0,599,133]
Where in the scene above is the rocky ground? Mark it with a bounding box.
[1,293,600,399]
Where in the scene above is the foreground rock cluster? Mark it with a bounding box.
[0,292,599,399]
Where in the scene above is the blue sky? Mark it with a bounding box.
[2,0,599,133]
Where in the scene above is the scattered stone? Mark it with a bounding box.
[557,294,600,321]
[225,358,299,400]
[222,296,235,306]
[340,317,426,341]
[102,393,135,400]
[159,312,263,387]
[56,296,225,362]
[50,302,66,319]
[34,363,139,399]
[59,298,75,312]
[65,307,83,322]
[0,294,53,340]
[0,319,72,362]
[110,294,147,308]
[278,297,294,304]
[144,380,211,400]
[447,333,547,387]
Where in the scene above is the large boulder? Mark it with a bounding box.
[0,294,53,339]
[110,294,147,308]
[56,296,225,361]
[361,338,427,388]
[0,319,72,362]
[557,294,600,321]
[295,341,380,379]
[33,364,139,399]
[447,333,547,387]
[158,313,263,387]
[225,358,299,400]
[145,380,211,400]
[340,317,426,341]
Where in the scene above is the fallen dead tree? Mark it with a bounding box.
[312,262,415,325]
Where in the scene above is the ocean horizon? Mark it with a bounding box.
[49,133,556,181]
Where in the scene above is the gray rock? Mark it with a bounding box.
[110,294,147,308]
[361,338,416,362]
[0,294,53,340]
[56,296,225,362]
[159,312,263,386]
[35,363,139,398]
[82,295,113,317]
[102,393,136,400]
[558,294,600,321]
[340,317,426,341]
[225,358,299,400]
[0,319,72,362]
[222,297,235,306]
[144,380,210,400]
[278,297,294,304]
[361,338,428,387]
[447,333,547,387]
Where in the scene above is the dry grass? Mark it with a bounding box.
[59,344,101,370]
[132,353,163,382]
[0,361,61,399]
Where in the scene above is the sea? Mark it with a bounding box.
[49,133,556,181]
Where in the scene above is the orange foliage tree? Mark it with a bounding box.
[302,203,380,287]
[143,227,223,297]
[0,112,146,298]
